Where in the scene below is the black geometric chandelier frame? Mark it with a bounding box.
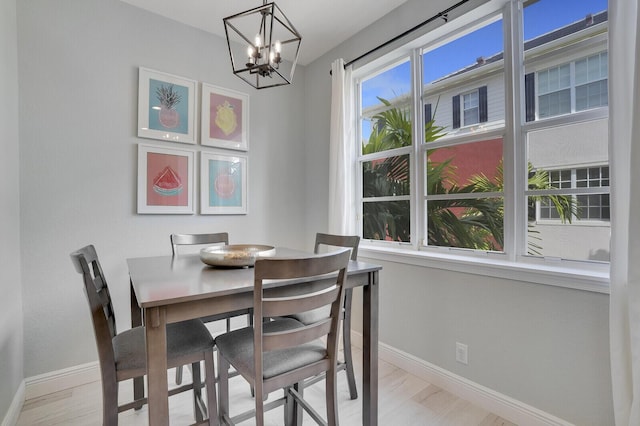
[223,1,302,89]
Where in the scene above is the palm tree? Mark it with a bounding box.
[426,161,505,250]
[362,98,576,252]
[362,99,420,242]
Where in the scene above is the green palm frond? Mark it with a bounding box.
[361,98,577,252]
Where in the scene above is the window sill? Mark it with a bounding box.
[359,244,610,294]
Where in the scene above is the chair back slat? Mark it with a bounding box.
[314,233,360,260]
[263,320,332,352]
[263,285,339,318]
[171,232,228,256]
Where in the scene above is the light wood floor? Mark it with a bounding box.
[16,345,516,426]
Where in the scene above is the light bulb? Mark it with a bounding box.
[269,51,275,63]
[275,40,281,53]
[247,46,254,57]
[254,34,262,47]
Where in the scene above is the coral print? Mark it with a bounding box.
[153,166,183,196]
[146,152,189,206]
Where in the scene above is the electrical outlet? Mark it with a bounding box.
[456,342,468,365]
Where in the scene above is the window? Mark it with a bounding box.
[575,52,608,111]
[452,87,489,128]
[523,0,609,261]
[355,0,609,265]
[537,64,571,118]
[533,52,608,119]
[423,18,504,251]
[463,90,479,125]
[360,60,412,242]
[538,167,610,220]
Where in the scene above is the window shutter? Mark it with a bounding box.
[525,73,535,122]
[478,86,488,122]
[424,103,432,124]
[452,95,460,129]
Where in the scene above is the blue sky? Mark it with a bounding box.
[361,0,607,109]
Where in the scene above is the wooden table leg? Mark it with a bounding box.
[362,271,379,426]
[130,281,144,406]
[145,306,169,425]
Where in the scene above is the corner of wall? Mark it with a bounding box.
[0,381,24,426]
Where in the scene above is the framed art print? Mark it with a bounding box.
[200,151,247,214]
[137,144,195,214]
[201,83,249,151]
[138,68,197,144]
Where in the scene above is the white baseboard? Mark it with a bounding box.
[24,361,100,401]
[1,381,24,426]
[10,337,571,426]
[351,331,573,426]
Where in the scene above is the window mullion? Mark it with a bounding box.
[570,61,576,113]
[412,48,423,249]
[503,0,524,262]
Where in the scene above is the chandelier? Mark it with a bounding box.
[223,1,302,89]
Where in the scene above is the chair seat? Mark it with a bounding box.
[215,318,327,380]
[113,319,214,372]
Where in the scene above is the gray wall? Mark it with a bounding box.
[302,0,613,424]
[0,0,24,419]
[16,0,307,378]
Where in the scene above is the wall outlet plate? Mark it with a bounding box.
[456,342,468,365]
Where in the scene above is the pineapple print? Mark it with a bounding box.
[156,84,182,129]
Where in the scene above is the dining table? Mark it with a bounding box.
[127,247,382,425]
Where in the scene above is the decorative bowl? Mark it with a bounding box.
[199,244,276,268]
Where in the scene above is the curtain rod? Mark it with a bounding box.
[330,0,473,74]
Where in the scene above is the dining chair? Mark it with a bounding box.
[171,232,252,385]
[286,233,360,399]
[70,244,217,425]
[215,249,351,426]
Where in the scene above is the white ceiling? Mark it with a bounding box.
[120,0,408,66]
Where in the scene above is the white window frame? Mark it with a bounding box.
[536,51,608,119]
[357,57,414,245]
[462,89,480,126]
[537,63,572,118]
[352,0,610,293]
[537,165,610,222]
[575,52,608,111]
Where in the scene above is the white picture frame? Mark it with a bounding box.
[200,83,249,151]
[137,144,195,214]
[137,68,197,144]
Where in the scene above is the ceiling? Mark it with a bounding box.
[120,0,408,66]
